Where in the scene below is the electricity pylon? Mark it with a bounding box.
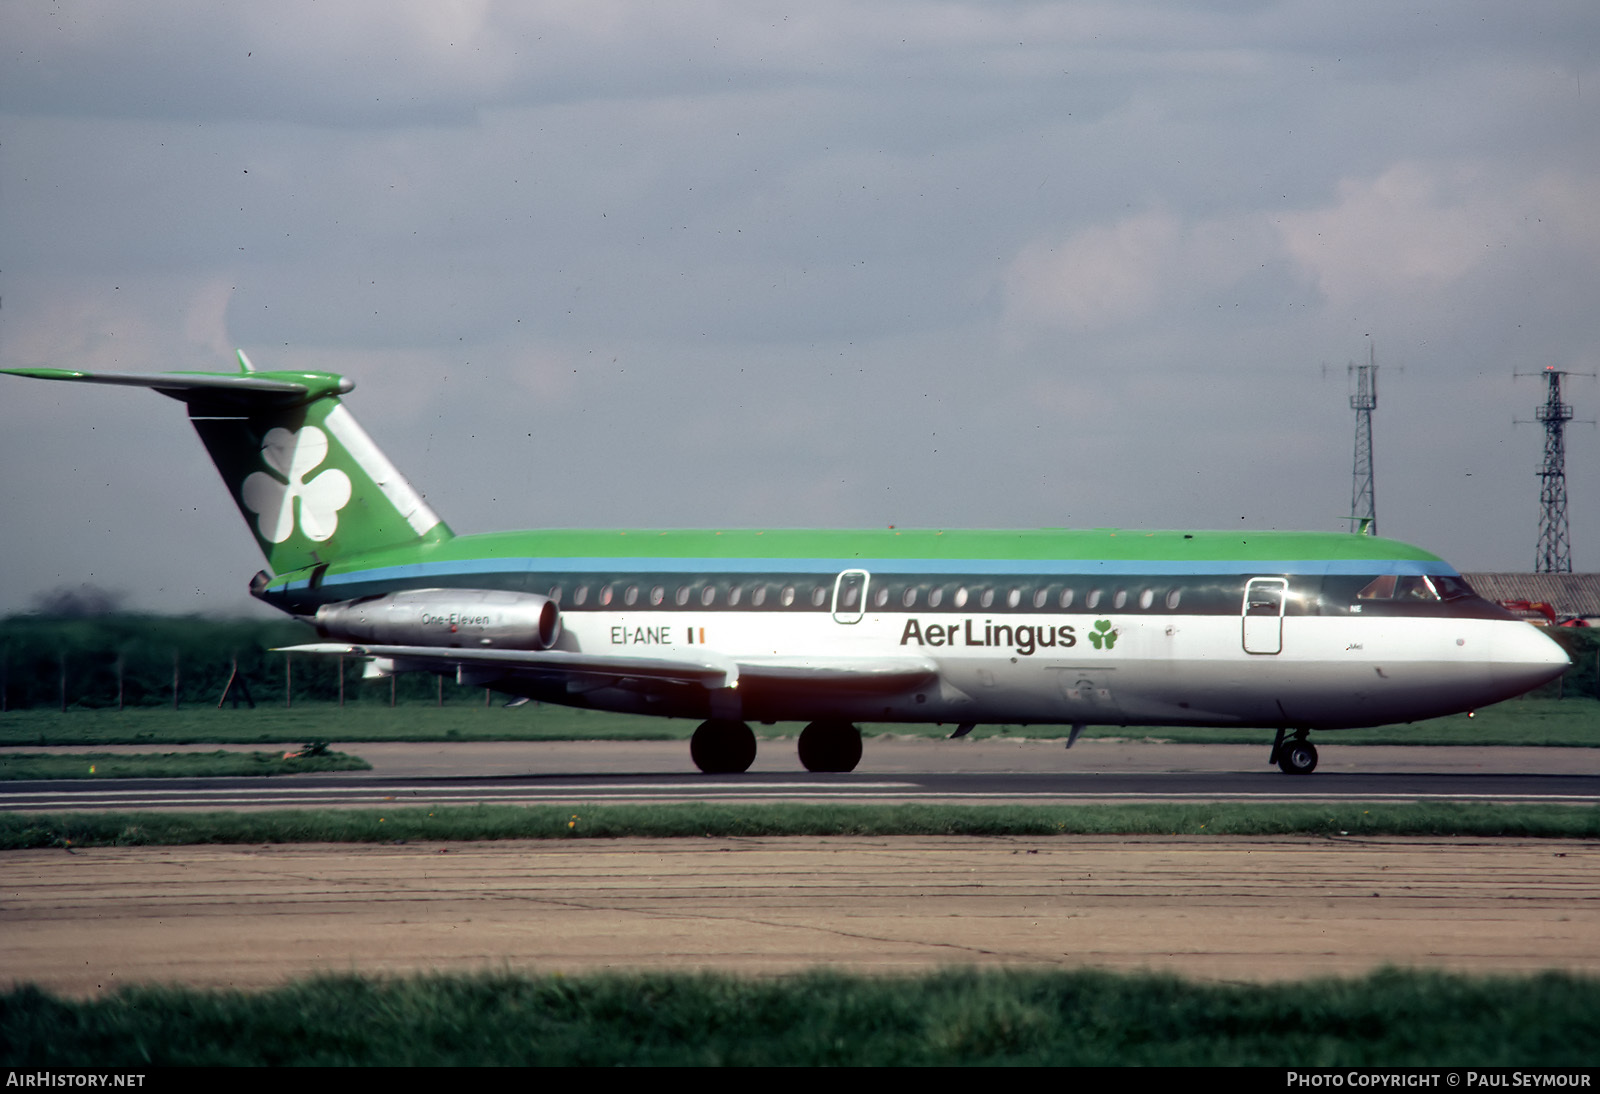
[1349,347,1377,536]
[1516,367,1593,573]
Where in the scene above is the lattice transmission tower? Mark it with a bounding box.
[1517,367,1592,573]
[1348,346,1378,536]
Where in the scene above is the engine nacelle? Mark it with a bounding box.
[313,589,562,650]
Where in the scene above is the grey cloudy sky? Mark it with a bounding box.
[2,1,1597,616]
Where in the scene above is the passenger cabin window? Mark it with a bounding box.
[1086,590,1101,610]
[676,586,692,606]
[549,586,563,603]
[574,586,589,606]
[1166,589,1182,610]
[752,586,768,607]
[1059,589,1074,609]
[903,587,918,608]
[954,587,969,608]
[811,586,828,607]
[729,585,742,606]
[651,586,665,606]
[929,588,944,607]
[1138,589,1153,610]
[1032,589,1048,609]
[874,587,889,608]
[599,585,614,606]
[781,586,796,607]
[701,586,717,606]
[624,586,639,606]
[1113,590,1127,609]
[980,588,994,608]
[1008,588,1022,608]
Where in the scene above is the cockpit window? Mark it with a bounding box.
[1356,575,1396,600]
[1432,575,1475,600]
[1356,574,1449,602]
[1395,575,1441,601]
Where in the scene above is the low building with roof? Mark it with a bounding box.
[1462,573,1600,626]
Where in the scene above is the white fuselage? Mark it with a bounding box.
[544,603,1566,729]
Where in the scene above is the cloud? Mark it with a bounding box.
[1003,210,1180,331]
[1001,206,1289,334]
[1277,163,1504,307]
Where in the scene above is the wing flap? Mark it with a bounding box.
[278,644,940,695]
[735,655,939,692]
[277,642,739,689]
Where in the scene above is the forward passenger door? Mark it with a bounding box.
[1241,577,1287,655]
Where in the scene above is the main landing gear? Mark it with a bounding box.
[690,719,757,774]
[798,720,863,773]
[690,719,864,774]
[1270,727,1319,775]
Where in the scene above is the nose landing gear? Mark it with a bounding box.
[1270,727,1319,775]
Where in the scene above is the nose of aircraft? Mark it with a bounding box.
[1492,621,1572,696]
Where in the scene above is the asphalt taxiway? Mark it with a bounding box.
[3,738,1597,811]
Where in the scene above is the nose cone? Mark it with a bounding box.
[1493,622,1571,696]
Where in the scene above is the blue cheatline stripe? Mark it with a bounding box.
[298,554,1458,591]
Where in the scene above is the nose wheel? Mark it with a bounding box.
[1271,728,1319,775]
[690,719,757,774]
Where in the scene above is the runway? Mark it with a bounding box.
[3,738,1598,811]
[4,740,1598,996]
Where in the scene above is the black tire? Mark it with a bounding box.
[1277,739,1319,775]
[798,721,864,773]
[690,719,757,774]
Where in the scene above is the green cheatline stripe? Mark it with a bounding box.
[346,527,1444,563]
[268,528,1447,594]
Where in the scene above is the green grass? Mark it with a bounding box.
[5,801,1599,849]
[4,696,1599,747]
[0,702,685,746]
[0,749,370,780]
[5,967,1597,1065]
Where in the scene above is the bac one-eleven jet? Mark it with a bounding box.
[4,352,1569,775]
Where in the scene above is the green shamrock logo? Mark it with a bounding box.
[1088,619,1117,650]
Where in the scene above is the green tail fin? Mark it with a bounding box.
[3,351,452,573]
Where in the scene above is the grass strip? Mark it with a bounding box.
[4,801,1599,849]
[4,697,1598,747]
[5,967,1598,1066]
[0,749,370,780]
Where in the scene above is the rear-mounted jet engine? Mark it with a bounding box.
[312,589,562,650]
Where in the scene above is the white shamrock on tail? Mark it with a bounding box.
[240,426,352,543]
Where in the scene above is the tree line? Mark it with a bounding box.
[0,615,454,710]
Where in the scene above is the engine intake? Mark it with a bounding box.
[313,589,561,650]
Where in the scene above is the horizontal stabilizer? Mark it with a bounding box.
[5,352,448,573]
[0,365,351,405]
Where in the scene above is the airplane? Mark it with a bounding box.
[3,351,1570,775]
